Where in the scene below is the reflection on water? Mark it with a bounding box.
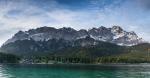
[0,65,13,78]
[0,64,150,78]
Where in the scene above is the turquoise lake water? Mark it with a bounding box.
[0,64,150,78]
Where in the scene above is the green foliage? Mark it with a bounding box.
[95,43,150,63]
[0,53,20,63]
[2,40,150,64]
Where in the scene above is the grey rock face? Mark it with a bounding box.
[3,26,144,46]
[88,26,113,41]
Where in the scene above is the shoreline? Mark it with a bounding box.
[1,63,150,66]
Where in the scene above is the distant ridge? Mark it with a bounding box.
[4,26,144,46]
[0,26,146,56]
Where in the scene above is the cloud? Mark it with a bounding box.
[136,0,150,10]
[0,0,150,46]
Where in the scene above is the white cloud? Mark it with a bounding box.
[0,0,150,46]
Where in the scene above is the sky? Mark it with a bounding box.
[0,0,150,46]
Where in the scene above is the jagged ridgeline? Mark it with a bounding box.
[0,26,147,57]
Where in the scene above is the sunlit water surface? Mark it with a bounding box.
[0,64,150,78]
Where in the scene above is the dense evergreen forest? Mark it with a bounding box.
[0,53,20,63]
[19,43,150,64]
[1,43,150,64]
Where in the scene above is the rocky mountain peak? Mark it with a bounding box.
[60,27,77,33]
[98,26,108,30]
[3,26,144,46]
[111,26,124,34]
[14,31,26,36]
[128,31,136,35]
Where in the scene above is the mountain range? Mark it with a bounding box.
[0,26,147,56]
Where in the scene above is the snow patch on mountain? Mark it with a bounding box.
[3,26,145,46]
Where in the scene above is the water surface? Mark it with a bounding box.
[0,64,150,78]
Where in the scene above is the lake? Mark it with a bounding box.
[0,64,150,78]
